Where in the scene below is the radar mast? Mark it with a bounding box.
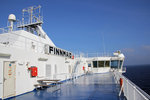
[17,5,43,35]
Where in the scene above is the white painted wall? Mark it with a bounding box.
[0,61,3,99]
[0,44,76,98]
[0,30,78,99]
[92,68,110,73]
[0,30,125,99]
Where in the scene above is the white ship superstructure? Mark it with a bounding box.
[0,6,149,100]
[0,6,77,99]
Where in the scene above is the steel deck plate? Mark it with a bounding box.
[7,73,125,100]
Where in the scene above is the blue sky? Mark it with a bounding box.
[0,0,150,65]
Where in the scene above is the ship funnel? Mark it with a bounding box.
[8,14,16,31]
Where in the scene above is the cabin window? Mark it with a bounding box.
[111,60,119,69]
[98,61,104,67]
[105,61,110,67]
[88,63,91,67]
[93,61,97,68]
[119,60,123,69]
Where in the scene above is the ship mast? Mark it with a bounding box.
[17,5,55,46]
[17,5,43,35]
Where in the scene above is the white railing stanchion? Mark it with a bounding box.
[113,71,150,100]
[133,86,136,100]
[119,83,124,96]
[127,80,128,100]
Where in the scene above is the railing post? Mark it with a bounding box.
[25,38,26,50]
[66,74,67,80]
[133,86,136,100]
[127,80,128,100]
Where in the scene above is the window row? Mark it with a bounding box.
[92,60,123,69]
[93,61,110,68]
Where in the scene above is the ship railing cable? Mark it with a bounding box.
[0,27,10,34]
[0,31,73,56]
[74,53,113,58]
[113,71,150,100]
[17,16,43,28]
[0,24,19,34]
[53,73,72,81]
[38,73,75,82]
[52,73,83,81]
[87,52,112,58]
[0,31,48,54]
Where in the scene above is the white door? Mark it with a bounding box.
[3,61,16,98]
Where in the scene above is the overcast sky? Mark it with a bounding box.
[0,0,150,65]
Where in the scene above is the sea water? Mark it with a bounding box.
[123,65,150,95]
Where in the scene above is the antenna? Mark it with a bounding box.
[101,33,106,55]
[17,5,43,34]
[22,5,41,25]
[8,14,16,32]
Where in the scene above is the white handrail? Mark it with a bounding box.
[52,73,83,81]
[114,71,150,100]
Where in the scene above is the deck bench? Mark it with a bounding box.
[35,79,62,90]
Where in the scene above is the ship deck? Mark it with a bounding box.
[8,72,125,100]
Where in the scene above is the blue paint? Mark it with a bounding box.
[3,75,84,100]
[9,64,11,67]
[4,91,34,100]
[5,73,125,100]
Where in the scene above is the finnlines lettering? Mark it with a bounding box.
[49,46,72,58]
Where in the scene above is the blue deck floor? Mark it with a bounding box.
[8,73,125,100]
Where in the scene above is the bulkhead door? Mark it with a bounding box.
[3,61,16,98]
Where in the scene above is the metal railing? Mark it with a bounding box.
[39,73,84,82]
[0,24,19,34]
[74,52,113,58]
[53,73,83,81]
[114,71,150,100]
[17,16,43,28]
[0,17,43,34]
[87,53,112,57]
[0,27,10,34]
[0,31,46,53]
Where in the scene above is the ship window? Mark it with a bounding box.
[98,61,104,67]
[88,63,91,67]
[105,61,110,67]
[111,60,118,68]
[119,60,123,69]
[93,61,97,68]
